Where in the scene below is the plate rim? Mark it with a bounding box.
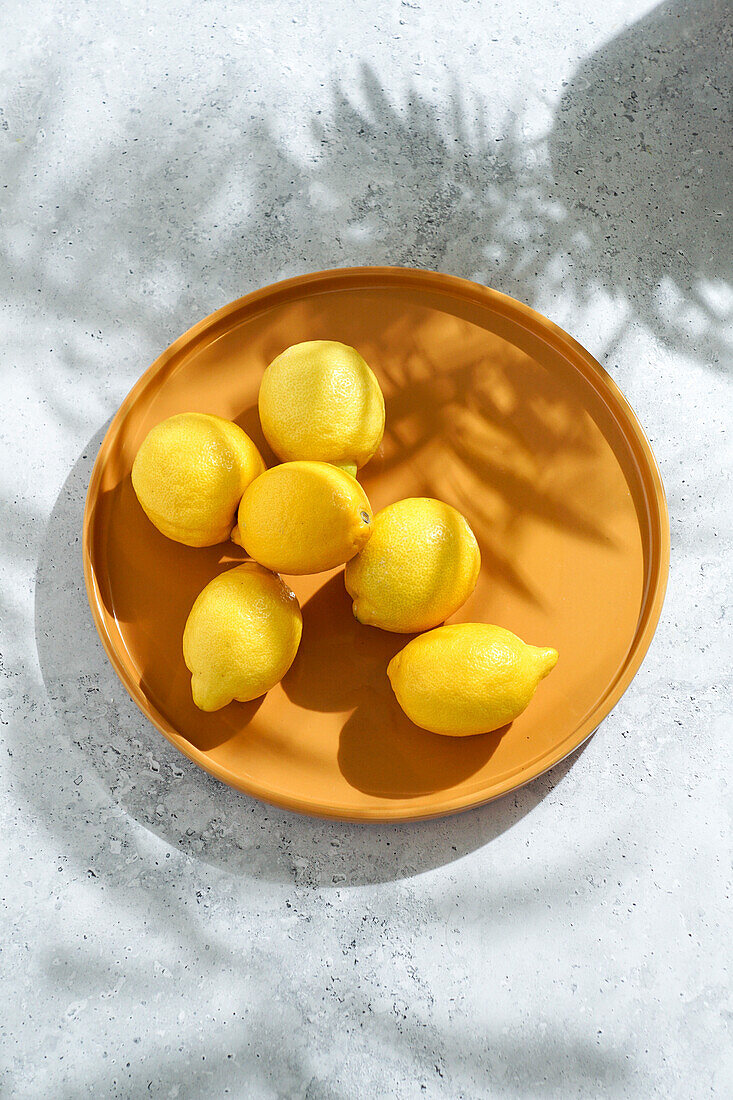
[82,265,670,822]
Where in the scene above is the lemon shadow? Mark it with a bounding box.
[282,572,405,713]
[234,403,278,467]
[283,574,503,797]
[339,695,507,799]
[86,468,260,753]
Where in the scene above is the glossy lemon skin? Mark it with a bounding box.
[234,461,373,575]
[258,340,385,470]
[344,497,480,633]
[131,413,265,547]
[183,563,302,712]
[387,623,558,736]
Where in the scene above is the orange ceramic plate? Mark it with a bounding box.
[83,267,669,821]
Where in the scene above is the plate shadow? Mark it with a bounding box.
[31,427,585,887]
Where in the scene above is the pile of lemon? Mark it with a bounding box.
[132,340,557,735]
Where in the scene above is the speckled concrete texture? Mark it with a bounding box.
[1,1,731,1096]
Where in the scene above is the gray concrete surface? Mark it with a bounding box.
[1,0,731,1096]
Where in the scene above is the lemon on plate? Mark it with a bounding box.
[388,623,558,736]
[344,497,480,633]
[258,340,385,474]
[131,412,265,546]
[232,460,373,575]
[183,562,302,712]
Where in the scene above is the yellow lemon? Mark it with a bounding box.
[183,563,302,711]
[344,497,480,633]
[388,624,558,736]
[258,340,385,472]
[132,413,265,546]
[233,461,373,575]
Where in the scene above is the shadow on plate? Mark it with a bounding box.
[283,574,505,798]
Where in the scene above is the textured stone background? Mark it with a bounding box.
[1,1,731,1096]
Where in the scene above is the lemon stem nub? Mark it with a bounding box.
[535,647,559,679]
